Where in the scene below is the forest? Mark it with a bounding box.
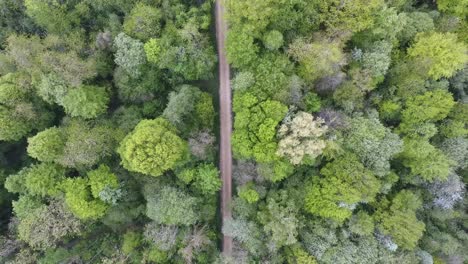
[0,0,467,263]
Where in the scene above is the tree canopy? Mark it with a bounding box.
[0,0,467,263]
[118,118,188,177]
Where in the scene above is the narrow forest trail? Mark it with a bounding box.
[215,0,233,256]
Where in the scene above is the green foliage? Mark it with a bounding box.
[246,52,293,100]
[1,0,467,262]
[58,120,117,168]
[226,27,259,68]
[17,200,82,250]
[0,106,35,141]
[37,73,68,105]
[144,38,162,64]
[348,211,375,236]
[62,177,108,220]
[257,160,295,182]
[288,39,344,82]
[408,32,468,80]
[333,81,365,113]
[61,85,109,119]
[238,183,259,204]
[146,248,168,263]
[399,138,453,182]
[258,191,301,248]
[399,89,455,133]
[23,163,65,197]
[375,190,425,250]
[122,231,142,254]
[0,73,53,141]
[4,170,27,195]
[0,0,37,46]
[387,61,428,99]
[155,23,217,80]
[87,165,119,199]
[226,0,287,36]
[27,120,117,169]
[286,245,318,264]
[24,0,78,34]
[313,0,385,34]
[397,12,434,45]
[123,3,162,41]
[263,30,284,50]
[302,92,322,113]
[222,218,265,256]
[118,118,188,177]
[113,65,163,103]
[232,71,255,91]
[232,92,288,163]
[344,115,403,176]
[439,120,467,138]
[440,137,468,169]
[305,153,381,222]
[113,32,146,77]
[437,0,468,18]
[12,195,43,219]
[144,185,198,225]
[360,41,393,78]
[163,85,215,134]
[379,100,401,121]
[191,163,221,195]
[27,127,66,162]
[178,163,221,195]
[359,7,406,43]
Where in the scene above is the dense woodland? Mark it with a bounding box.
[0,0,467,263]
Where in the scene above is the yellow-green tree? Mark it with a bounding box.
[305,153,381,223]
[408,32,467,80]
[118,118,188,177]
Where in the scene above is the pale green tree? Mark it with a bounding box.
[113,32,146,77]
[277,112,328,165]
[144,185,198,225]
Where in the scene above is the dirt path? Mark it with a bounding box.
[215,0,233,256]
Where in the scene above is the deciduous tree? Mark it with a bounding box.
[144,185,198,226]
[163,85,214,134]
[113,33,146,77]
[288,38,345,82]
[118,118,188,177]
[277,112,328,165]
[305,153,381,222]
[123,3,162,41]
[374,190,425,250]
[62,177,109,220]
[408,32,468,80]
[17,200,82,250]
[0,73,53,141]
[61,85,109,119]
[258,191,301,249]
[399,138,453,182]
[344,115,403,176]
[232,92,288,163]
